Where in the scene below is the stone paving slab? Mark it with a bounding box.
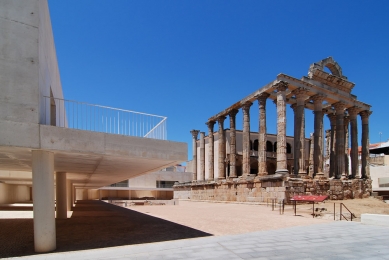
[14,221,389,260]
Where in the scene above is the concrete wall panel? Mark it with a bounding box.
[0,183,30,204]
[0,121,39,148]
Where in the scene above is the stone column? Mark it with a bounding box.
[291,104,299,176]
[257,93,270,176]
[344,116,350,178]
[217,116,226,180]
[32,150,56,252]
[275,81,288,175]
[200,132,205,181]
[348,107,359,178]
[327,114,337,178]
[190,130,200,181]
[242,102,253,177]
[324,129,331,177]
[56,172,67,219]
[206,121,215,180]
[360,110,372,179]
[228,109,239,178]
[308,133,314,177]
[333,102,347,179]
[292,88,309,176]
[312,94,325,176]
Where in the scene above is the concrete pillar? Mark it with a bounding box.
[348,107,360,178]
[217,116,226,180]
[275,81,288,175]
[242,102,252,177]
[206,121,215,180]
[257,93,270,176]
[199,132,205,181]
[360,110,372,179]
[228,109,239,178]
[56,172,67,219]
[327,114,337,178]
[333,102,346,179]
[190,130,200,181]
[344,116,350,178]
[32,150,56,252]
[66,180,72,210]
[311,94,325,177]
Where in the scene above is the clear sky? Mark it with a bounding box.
[48,1,389,161]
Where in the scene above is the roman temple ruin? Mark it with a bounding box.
[175,57,372,202]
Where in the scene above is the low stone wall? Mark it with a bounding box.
[174,177,372,202]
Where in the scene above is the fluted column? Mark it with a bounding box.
[206,121,215,180]
[242,102,253,177]
[333,102,347,179]
[360,110,372,179]
[347,107,359,178]
[312,94,325,176]
[190,130,200,181]
[257,93,270,176]
[292,88,309,176]
[229,109,239,178]
[275,81,288,175]
[200,132,205,181]
[327,114,337,178]
[344,116,350,178]
[217,116,226,180]
[291,104,299,176]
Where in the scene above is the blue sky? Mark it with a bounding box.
[48,1,389,161]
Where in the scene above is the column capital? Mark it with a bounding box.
[228,109,239,118]
[255,92,270,103]
[217,116,226,125]
[310,94,326,104]
[206,121,215,131]
[190,129,200,140]
[360,110,372,124]
[347,106,361,118]
[332,102,347,113]
[274,81,288,92]
[292,87,309,101]
[242,101,253,111]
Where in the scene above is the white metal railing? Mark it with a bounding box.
[43,96,167,140]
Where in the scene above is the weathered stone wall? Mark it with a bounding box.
[174,177,372,202]
[285,178,372,201]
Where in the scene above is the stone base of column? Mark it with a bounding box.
[314,172,327,180]
[275,169,288,175]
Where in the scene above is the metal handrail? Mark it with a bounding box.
[339,203,356,221]
[42,96,167,140]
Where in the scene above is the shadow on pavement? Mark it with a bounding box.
[0,200,211,258]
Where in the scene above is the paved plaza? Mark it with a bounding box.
[14,221,389,260]
[1,200,388,259]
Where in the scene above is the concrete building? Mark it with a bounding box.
[0,0,186,253]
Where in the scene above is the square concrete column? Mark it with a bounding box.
[190,130,200,181]
[217,116,226,180]
[333,102,347,179]
[228,109,239,178]
[360,110,372,179]
[199,132,205,181]
[311,94,325,177]
[327,113,337,178]
[56,172,67,219]
[206,121,215,180]
[275,81,288,175]
[256,93,270,176]
[242,102,252,177]
[32,150,56,252]
[348,107,360,178]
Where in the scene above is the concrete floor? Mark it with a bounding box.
[0,200,211,258]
